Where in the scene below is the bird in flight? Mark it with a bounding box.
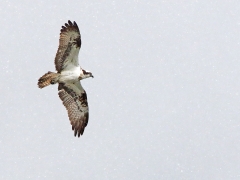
[38,20,93,137]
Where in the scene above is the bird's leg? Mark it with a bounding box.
[50,75,60,84]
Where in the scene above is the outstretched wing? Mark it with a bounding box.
[55,20,81,73]
[58,82,89,137]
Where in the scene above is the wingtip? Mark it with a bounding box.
[68,20,73,26]
[60,20,79,33]
[72,125,85,138]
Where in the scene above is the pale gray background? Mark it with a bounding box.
[0,0,240,179]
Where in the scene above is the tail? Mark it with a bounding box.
[38,71,60,89]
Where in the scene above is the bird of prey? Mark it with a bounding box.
[38,20,93,137]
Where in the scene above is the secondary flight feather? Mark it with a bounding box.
[38,20,93,137]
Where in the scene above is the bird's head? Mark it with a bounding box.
[79,69,94,80]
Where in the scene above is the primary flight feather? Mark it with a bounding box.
[38,20,93,137]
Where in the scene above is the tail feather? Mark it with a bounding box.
[38,71,60,88]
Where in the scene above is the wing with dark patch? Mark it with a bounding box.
[55,20,81,72]
[58,82,89,137]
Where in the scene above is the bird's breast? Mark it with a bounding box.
[59,66,80,83]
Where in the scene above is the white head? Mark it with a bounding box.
[79,69,94,80]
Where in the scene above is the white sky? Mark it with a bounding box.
[0,0,240,179]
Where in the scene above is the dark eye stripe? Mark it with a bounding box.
[82,69,90,75]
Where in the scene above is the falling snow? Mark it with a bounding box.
[0,0,240,179]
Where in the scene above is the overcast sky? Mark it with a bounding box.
[0,0,240,179]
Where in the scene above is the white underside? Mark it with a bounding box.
[59,64,82,84]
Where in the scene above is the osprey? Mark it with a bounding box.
[38,20,93,137]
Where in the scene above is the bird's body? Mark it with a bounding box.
[38,20,93,137]
[59,66,81,83]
